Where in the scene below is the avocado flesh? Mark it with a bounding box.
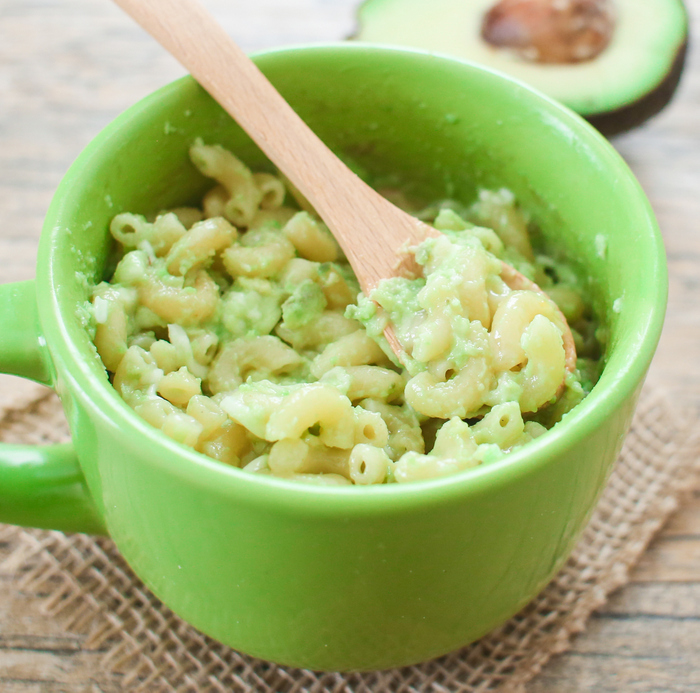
[355,0,688,134]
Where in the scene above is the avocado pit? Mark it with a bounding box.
[482,0,616,64]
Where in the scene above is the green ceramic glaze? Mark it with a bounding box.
[0,45,666,671]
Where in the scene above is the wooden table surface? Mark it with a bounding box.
[0,0,699,690]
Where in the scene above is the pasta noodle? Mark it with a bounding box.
[89,141,602,485]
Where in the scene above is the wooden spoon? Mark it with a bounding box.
[112,0,575,371]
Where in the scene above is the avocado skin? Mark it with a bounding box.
[587,38,688,137]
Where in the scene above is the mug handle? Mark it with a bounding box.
[0,280,106,534]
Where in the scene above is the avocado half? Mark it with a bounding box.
[354,0,688,136]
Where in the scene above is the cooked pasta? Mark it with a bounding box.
[89,141,602,484]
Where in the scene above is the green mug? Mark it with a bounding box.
[0,44,666,671]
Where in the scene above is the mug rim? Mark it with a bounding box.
[37,42,668,511]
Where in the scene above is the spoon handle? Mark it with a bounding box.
[111,0,428,293]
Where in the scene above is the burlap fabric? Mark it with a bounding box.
[0,380,698,692]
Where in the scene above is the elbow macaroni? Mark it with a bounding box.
[89,141,602,485]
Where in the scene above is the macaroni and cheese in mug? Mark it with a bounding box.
[89,141,602,485]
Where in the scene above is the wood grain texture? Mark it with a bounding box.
[0,0,698,690]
